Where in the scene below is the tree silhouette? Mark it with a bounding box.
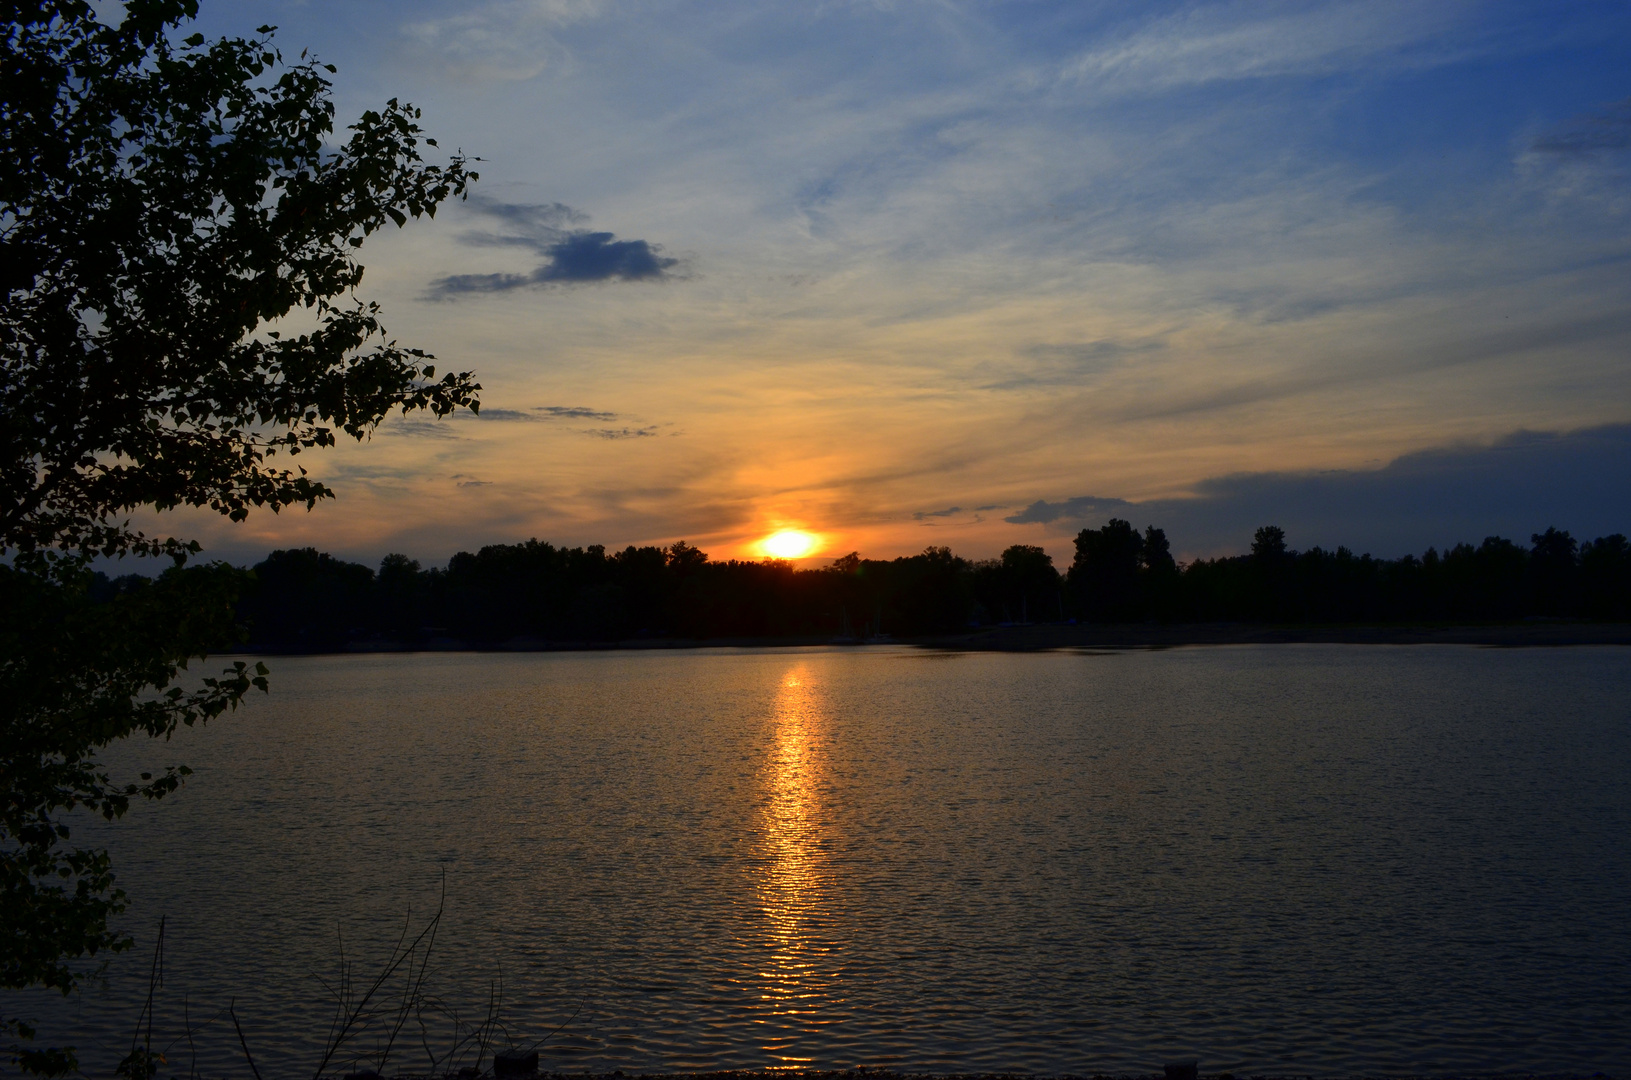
[204,518,1631,652]
[1068,519,1145,621]
[1528,527,1578,616]
[1251,525,1288,561]
[999,544,1060,622]
[1,3,476,1070]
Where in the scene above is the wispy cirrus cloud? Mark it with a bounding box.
[400,0,606,80]
[983,339,1167,391]
[1063,0,1486,94]
[1530,97,1631,157]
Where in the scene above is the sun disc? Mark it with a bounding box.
[762,530,817,559]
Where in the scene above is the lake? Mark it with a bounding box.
[13,645,1631,1076]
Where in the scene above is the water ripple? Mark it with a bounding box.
[6,646,1629,1077]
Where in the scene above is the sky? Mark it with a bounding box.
[164,0,1631,569]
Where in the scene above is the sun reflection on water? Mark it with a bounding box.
[752,665,839,1066]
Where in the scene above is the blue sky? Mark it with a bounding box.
[168,0,1631,565]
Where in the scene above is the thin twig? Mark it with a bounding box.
[518,994,587,1056]
[473,972,503,1074]
[135,917,165,1061]
[312,904,443,1080]
[146,917,161,1063]
[161,1003,228,1066]
[230,999,265,1080]
[377,880,446,1074]
[184,993,196,1080]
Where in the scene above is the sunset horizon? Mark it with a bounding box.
[126,0,1631,573]
[5,4,1630,1076]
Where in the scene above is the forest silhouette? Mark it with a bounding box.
[90,521,1631,649]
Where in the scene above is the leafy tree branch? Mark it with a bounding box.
[1,1,480,1070]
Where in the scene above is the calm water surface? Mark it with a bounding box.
[15,646,1631,1076]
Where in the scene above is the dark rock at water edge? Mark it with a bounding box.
[495,1051,540,1076]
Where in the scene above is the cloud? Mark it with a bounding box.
[427,272,533,294]
[1009,423,1631,557]
[469,405,622,422]
[385,418,466,440]
[914,502,1008,527]
[537,232,677,283]
[1005,495,1136,525]
[1115,308,1631,423]
[587,426,661,440]
[1063,0,1484,95]
[1530,98,1631,157]
[390,403,664,445]
[984,339,1166,391]
[470,405,670,440]
[400,0,606,81]
[463,201,587,232]
[535,405,618,421]
[428,198,678,297]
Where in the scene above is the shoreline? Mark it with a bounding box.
[343,1072,1620,1080]
[237,621,1631,656]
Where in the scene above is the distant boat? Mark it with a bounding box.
[831,605,860,645]
[865,604,893,644]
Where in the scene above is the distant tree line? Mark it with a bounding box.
[87,522,1631,649]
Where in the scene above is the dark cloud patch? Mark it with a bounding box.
[914,504,1008,525]
[538,232,675,283]
[1532,98,1631,157]
[1005,494,1135,524]
[432,272,532,294]
[471,406,623,423]
[466,199,586,231]
[400,404,658,440]
[535,405,618,421]
[428,198,678,297]
[453,403,666,438]
[1008,424,1631,558]
[457,480,492,488]
[386,418,465,440]
[419,405,627,424]
[588,426,660,440]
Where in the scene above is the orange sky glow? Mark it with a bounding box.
[155,2,1631,571]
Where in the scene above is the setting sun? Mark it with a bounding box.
[761,529,818,560]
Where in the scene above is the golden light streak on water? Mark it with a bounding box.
[753,665,838,1067]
